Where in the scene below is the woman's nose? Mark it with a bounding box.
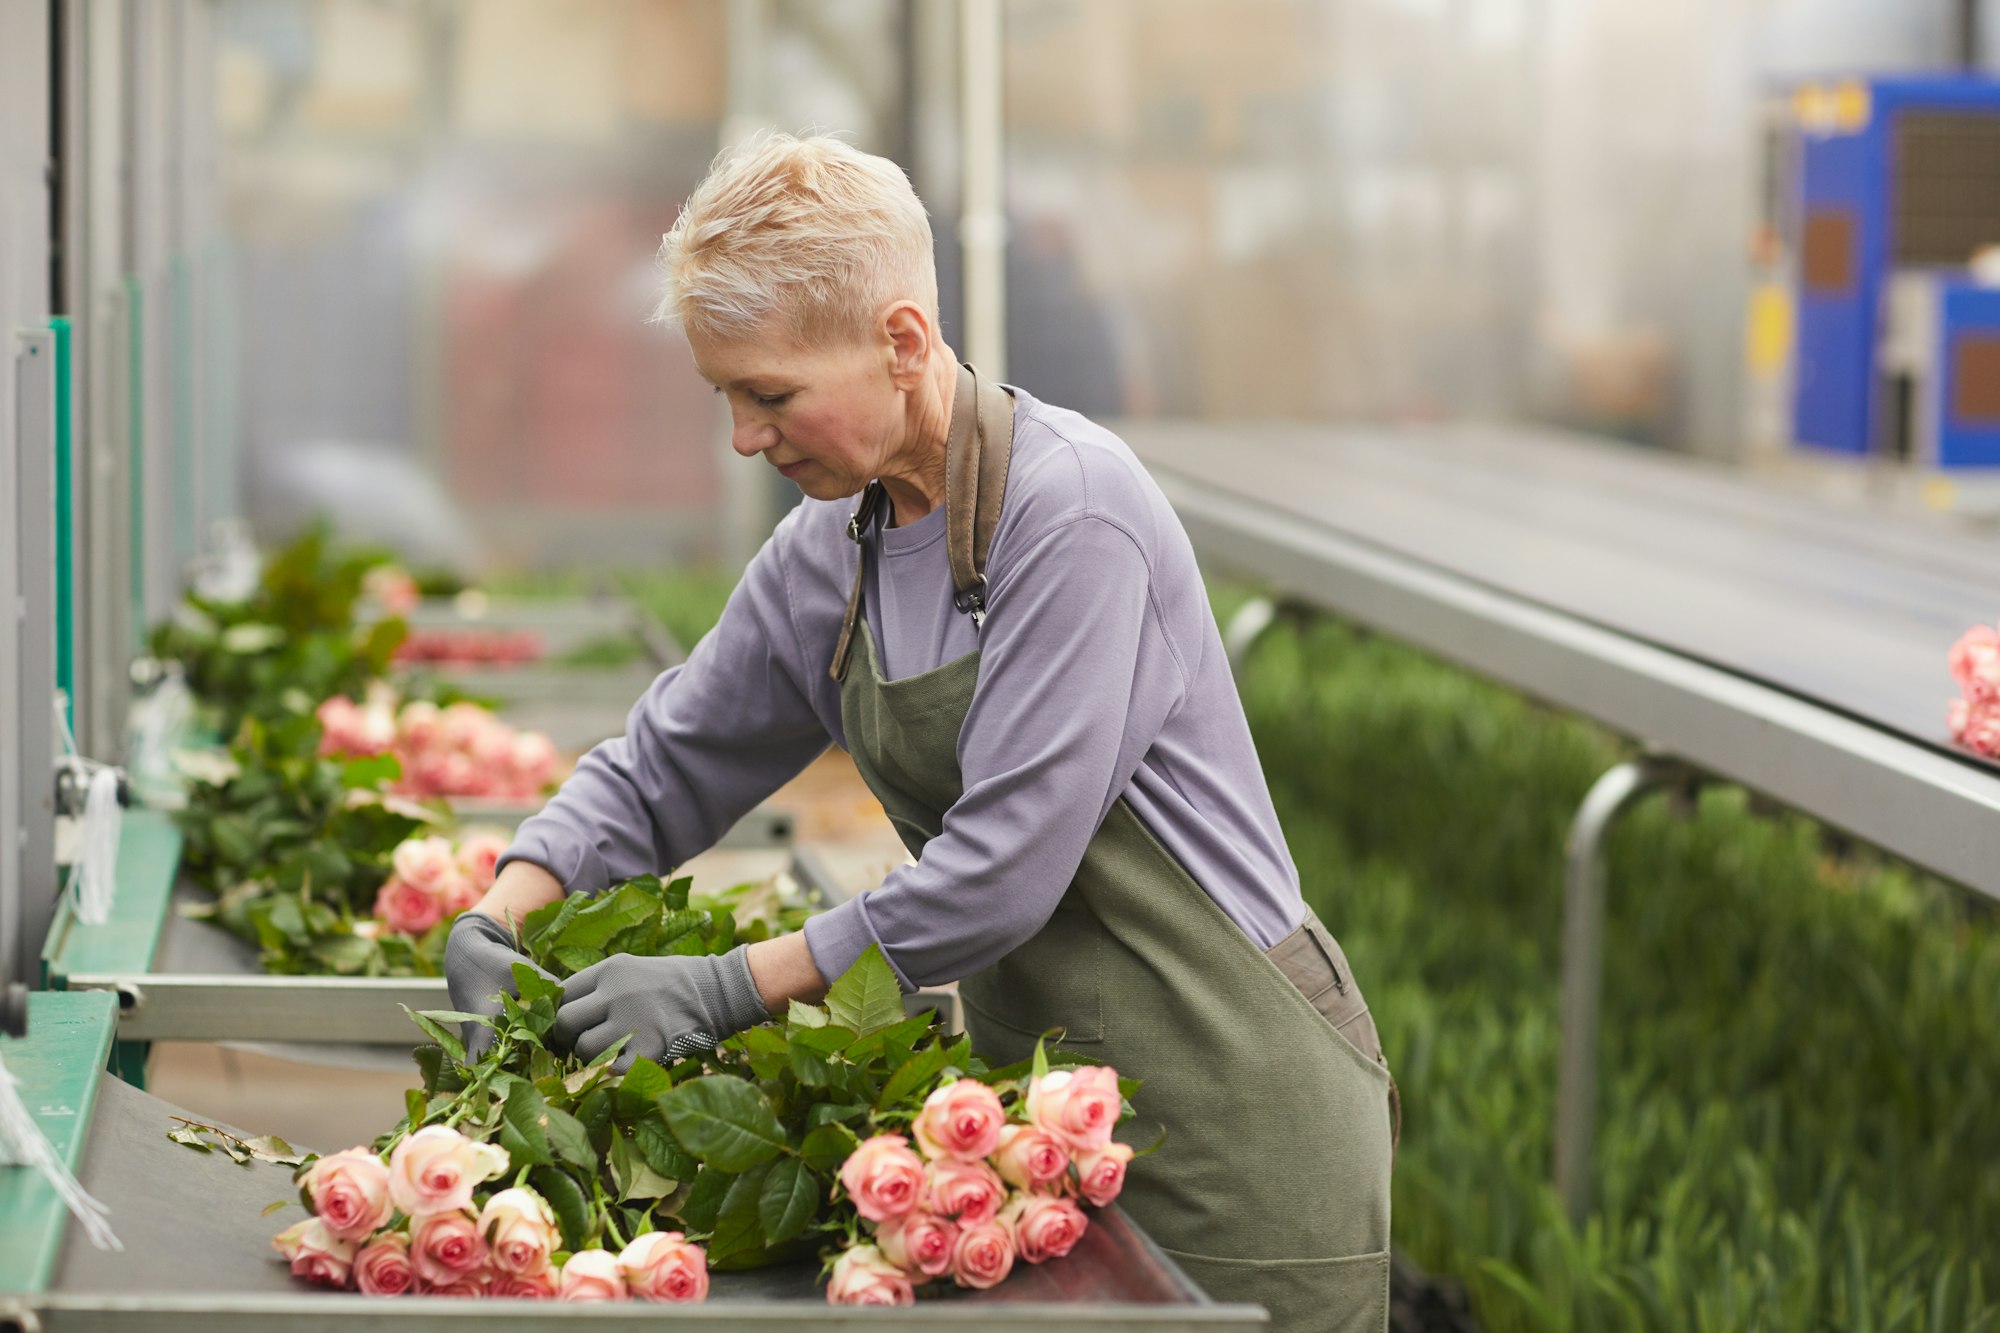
[730,414,776,458]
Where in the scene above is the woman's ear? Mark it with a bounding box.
[883,302,933,389]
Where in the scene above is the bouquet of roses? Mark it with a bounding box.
[318,688,560,802]
[260,875,1141,1304]
[1949,622,2000,757]
[365,830,511,940]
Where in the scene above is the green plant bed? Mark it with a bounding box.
[1233,608,2000,1333]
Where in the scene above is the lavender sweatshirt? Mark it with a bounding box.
[500,386,1305,989]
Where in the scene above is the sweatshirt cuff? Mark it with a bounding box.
[803,895,915,993]
[496,821,611,897]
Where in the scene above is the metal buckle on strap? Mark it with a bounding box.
[953,575,989,627]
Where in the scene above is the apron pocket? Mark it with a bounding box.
[959,901,1106,1045]
[1161,1245,1389,1333]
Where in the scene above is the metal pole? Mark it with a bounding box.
[959,0,1005,378]
[1554,753,1688,1225]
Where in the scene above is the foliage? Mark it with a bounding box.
[1233,602,2000,1332]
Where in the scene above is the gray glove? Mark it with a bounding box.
[551,944,768,1071]
[444,911,554,1062]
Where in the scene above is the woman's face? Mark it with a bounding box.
[688,323,908,503]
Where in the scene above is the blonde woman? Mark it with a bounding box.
[445,133,1394,1331]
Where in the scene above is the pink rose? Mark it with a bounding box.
[398,700,443,751]
[316,696,362,756]
[876,1210,958,1280]
[477,1187,559,1277]
[489,1270,559,1299]
[272,1217,356,1288]
[456,831,510,891]
[838,1134,926,1223]
[618,1230,710,1303]
[1072,1141,1134,1207]
[301,1147,394,1241]
[387,1126,510,1218]
[436,869,484,917]
[1964,701,2000,757]
[913,1078,1006,1163]
[1026,1067,1122,1152]
[409,1211,488,1286]
[558,1248,629,1301]
[922,1158,1006,1227]
[509,731,560,789]
[469,723,518,773]
[1951,625,2000,701]
[374,877,444,937]
[352,1231,415,1296]
[442,702,494,752]
[356,704,398,755]
[951,1220,1016,1290]
[825,1245,916,1306]
[392,836,457,893]
[366,565,421,617]
[991,1123,1070,1192]
[423,1270,490,1298]
[999,1192,1090,1265]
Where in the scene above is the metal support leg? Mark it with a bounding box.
[1555,753,1691,1225]
[1222,596,1279,675]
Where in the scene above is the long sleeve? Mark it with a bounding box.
[499,531,832,894]
[802,512,1188,988]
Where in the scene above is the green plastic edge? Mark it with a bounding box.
[41,809,183,984]
[0,990,119,1295]
[50,317,74,733]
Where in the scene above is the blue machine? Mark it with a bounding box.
[1787,76,2000,467]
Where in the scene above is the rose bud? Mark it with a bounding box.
[1072,1140,1134,1207]
[387,1126,511,1217]
[922,1158,1006,1228]
[912,1078,1006,1163]
[1026,1066,1122,1153]
[825,1245,916,1306]
[392,836,457,893]
[618,1230,710,1303]
[374,877,444,937]
[489,1270,560,1299]
[300,1147,394,1241]
[352,1230,415,1296]
[876,1210,958,1280]
[992,1123,1070,1193]
[999,1192,1090,1265]
[558,1248,629,1301]
[477,1187,560,1277]
[951,1220,1017,1290]
[272,1217,356,1288]
[838,1134,927,1223]
[409,1211,488,1286]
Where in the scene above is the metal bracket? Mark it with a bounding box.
[1554,752,1700,1225]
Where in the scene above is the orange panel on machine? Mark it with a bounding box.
[1802,209,1858,296]
[1952,335,2000,425]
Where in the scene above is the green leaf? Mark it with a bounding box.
[788,1023,856,1088]
[499,1086,554,1167]
[705,1206,766,1266]
[786,999,829,1030]
[609,1130,678,1202]
[513,964,563,1009]
[632,1115,698,1183]
[404,1087,428,1132]
[824,944,904,1035]
[614,1058,671,1117]
[1032,1037,1050,1085]
[541,1104,595,1170]
[402,1006,466,1065]
[660,1076,787,1173]
[167,1126,213,1153]
[262,1199,293,1217]
[241,1135,308,1167]
[556,883,661,954]
[220,622,285,654]
[677,1166,731,1232]
[720,1160,773,1223]
[842,1014,934,1067]
[805,1101,870,1130]
[799,1122,860,1174]
[878,1042,953,1111]
[338,753,401,791]
[309,933,376,975]
[531,1167,592,1251]
[758,1158,817,1246]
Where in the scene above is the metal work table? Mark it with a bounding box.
[1120,418,2000,1220]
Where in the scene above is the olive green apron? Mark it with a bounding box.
[832,366,1395,1331]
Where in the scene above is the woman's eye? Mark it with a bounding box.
[755,393,792,409]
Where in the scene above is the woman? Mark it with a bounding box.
[445,133,1393,1330]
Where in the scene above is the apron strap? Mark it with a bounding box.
[829,362,1015,682]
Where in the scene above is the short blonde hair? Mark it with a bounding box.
[654,132,938,347]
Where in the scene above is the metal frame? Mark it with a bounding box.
[13,331,61,991]
[1158,461,2000,1224]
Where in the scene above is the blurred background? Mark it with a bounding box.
[209,0,2000,576]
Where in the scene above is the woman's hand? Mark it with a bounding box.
[444,911,555,1061]
[552,946,771,1070]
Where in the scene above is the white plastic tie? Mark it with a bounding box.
[55,693,123,923]
[0,1052,122,1251]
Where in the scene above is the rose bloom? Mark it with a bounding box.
[1072,1141,1134,1208]
[423,1270,490,1298]
[1962,700,2000,757]
[477,1187,560,1277]
[838,1134,927,1223]
[489,1270,560,1299]
[825,1245,916,1307]
[409,1211,488,1286]
[301,1147,394,1241]
[352,1230,415,1296]
[619,1231,710,1303]
[441,702,494,752]
[374,877,444,937]
[316,696,362,756]
[388,1126,510,1217]
[558,1248,630,1302]
[1026,1067,1122,1153]
[510,731,560,789]
[398,700,443,751]
[951,1220,1017,1290]
[913,1078,1006,1163]
[875,1210,958,1280]
[436,869,484,917]
[392,836,457,893]
[1000,1193,1090,1265]
[923,1158,1006,1228]
[356,703,398,755]
[469,724,518,773]
[1951,625,2000,702]
[455,831,509,891]
[272,1217,355,1288]
[991,1123,1070,1193]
